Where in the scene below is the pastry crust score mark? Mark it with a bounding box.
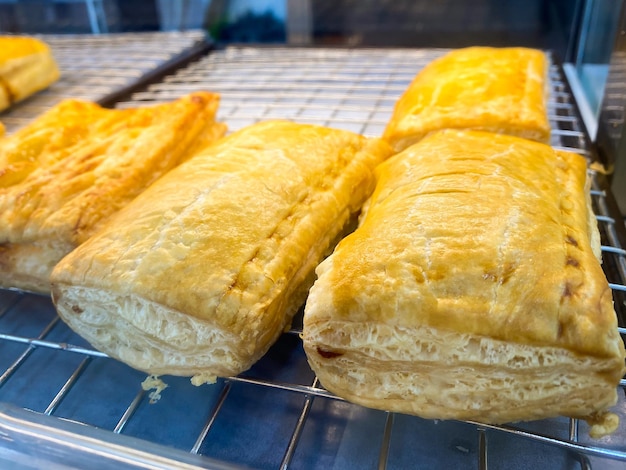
[302,130,625,431]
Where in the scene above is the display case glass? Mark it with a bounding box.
[564,0,622,138]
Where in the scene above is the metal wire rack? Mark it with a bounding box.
[0,30,210,134]
[0,47,625,470]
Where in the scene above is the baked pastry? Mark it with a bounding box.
[0,92,225,293]
[303,129,625,435]
[50,120,392,383]
[0,36,60,112]
[382,47,551,152]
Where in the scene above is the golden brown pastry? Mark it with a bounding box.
[382,47,551,152]
[0,92,225,293]
[303,129,625,433]
[50,120,392,383]
[0,36,60,111]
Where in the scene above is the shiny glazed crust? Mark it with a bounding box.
[0,92,226,293]
[303,130,625,427]
[51,120,393,382]
[382,47,551,152]
[0,36,60,111]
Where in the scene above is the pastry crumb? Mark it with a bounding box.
[586,411,619,439]
[191,373,217,386]
[141,374,169,403]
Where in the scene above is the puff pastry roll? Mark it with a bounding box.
[51,121,392,383]
[382,47,550,152]
[303,130,625,433]
[0,92,225,293]
[0,36,60,112]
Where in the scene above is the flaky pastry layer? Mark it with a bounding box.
[57,287,244,379]
[382,47,550,152]
[51,120,392,381]
[303,129,625,429]
[0,92,226,293]
[306,321,621,425]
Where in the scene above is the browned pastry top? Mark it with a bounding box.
[383,47,550,151]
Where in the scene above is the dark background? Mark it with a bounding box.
[0,0,587,61]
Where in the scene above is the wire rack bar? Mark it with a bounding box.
[601,246,626,255]
[570,418,579,442]
[0,333,109,358]
[190,381,233,455]
[377,412,395,470]
[279,378,319,470]
[478,428,488,470]
[113,389,146,434]
[44,357,92,416]
[470,421,626,461]
[227,375,340,401]
[0,317,59,388]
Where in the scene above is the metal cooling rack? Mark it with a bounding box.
[1,47,625,470]
[0,30,210,134]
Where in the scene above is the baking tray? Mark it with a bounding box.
[1,47,625,470]
[0,30,211,134]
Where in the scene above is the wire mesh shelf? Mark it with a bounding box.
[0,30,210,134]
[0,46,625,470]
